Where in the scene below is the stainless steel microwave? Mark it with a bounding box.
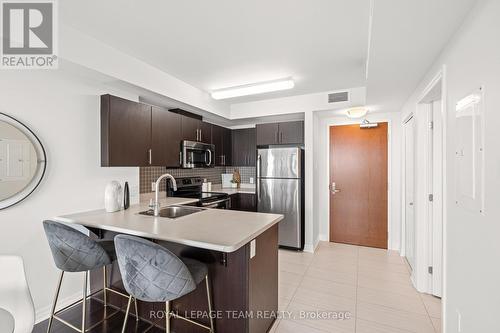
[181,140,215,168]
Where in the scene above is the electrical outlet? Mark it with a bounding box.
[249,177,254,184]
[250,240,256,258]
[151,182,155,192]
[456,310,462,332]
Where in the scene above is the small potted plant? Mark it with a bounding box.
[232,169,241,188]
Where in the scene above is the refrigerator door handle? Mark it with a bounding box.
[256,154,261,204]
[257,154,261,178]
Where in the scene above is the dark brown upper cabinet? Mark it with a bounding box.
[232,128,256,167]
[151,106,182,167]
[223,127,232,165]
[101,95,152,167]
[256,121,304,145]
[278,121,304,144]
[199,121,212,143]
[172,109,212,143]
[256,123,279,145]
[212,124,232,166]
[181,115,200,142]
[101,95,184,167]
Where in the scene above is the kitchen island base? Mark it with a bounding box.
[87,224,279,333]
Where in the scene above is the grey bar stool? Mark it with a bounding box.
[43,220,138,333]
[114,234,215,333]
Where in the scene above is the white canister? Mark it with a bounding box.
[104,181,122,212]
[202,179,209,192]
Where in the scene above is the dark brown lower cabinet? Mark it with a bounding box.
[81,225,278,333]
[230,193,257,212]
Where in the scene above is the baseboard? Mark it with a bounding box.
[303,244,314,253]
[35,291,82,323]
[318,234,329,242]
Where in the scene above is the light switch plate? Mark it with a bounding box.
[250,240,256,258]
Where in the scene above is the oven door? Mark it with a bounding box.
[182,141,214,168]
[201,198,230,209]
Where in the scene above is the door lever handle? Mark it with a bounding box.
[329,184,341,194]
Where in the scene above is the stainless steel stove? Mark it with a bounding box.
[166,177,230,209]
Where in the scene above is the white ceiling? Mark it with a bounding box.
[60,0,370,103]
[60,0,477,112]
[366,0,477,112]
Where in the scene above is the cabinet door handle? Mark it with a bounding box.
[200,129,202,141]
[148,149,152,165]
[179,151,182,166]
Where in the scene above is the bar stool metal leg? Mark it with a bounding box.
[165,301,171,333]
[46,271,64,333]
[205,275,215,333]
[134,298,139,321]
[103,266,107,307]
[82,271,88,332]
[121,296,132,333]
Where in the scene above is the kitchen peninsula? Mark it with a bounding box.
[54,195,283,333]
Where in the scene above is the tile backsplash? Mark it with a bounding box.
[224,166,256,184]
[139,166,256,193]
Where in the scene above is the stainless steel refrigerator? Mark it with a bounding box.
[257,147,304,250]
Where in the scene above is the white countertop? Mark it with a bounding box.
[211,184,256,195]
[54,194,282,253]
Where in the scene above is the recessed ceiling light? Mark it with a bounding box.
[211,78,295,100]
[346,107,368,119]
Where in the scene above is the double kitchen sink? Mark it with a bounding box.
[139,205,205,219]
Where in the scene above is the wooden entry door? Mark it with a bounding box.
[329,123,388,248]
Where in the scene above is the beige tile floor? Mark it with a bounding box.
[271,242,442,333]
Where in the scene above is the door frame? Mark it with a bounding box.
[402,66,447,303]
[401,115,415,270]
[326,117,392,249]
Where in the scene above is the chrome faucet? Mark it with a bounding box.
[153,173,177,217]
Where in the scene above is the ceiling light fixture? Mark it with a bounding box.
[211,78,295,100]
[456,93,481,111]
[346,107,368,119]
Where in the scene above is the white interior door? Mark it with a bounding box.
[431,100,443,297]
[404,117,416,270]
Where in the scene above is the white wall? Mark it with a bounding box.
[0,68,140,322]
[314,112,402,250]
[230,87,366,119]
[60,25,230,118]
[400,0,500,330]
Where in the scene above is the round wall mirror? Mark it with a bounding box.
[0,113,46,209]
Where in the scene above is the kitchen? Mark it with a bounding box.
[2,1,497,332]
[24,94,305,332]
